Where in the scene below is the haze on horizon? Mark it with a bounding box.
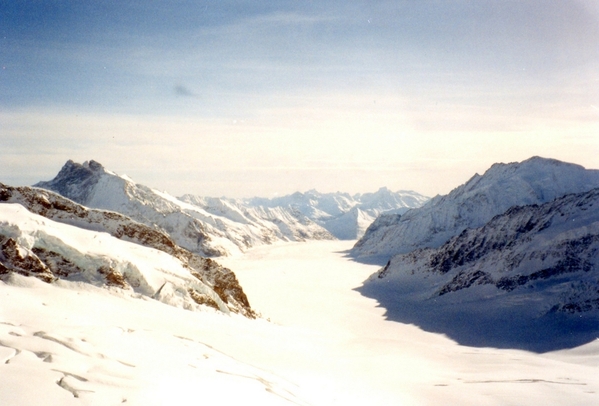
[1,1,598,198]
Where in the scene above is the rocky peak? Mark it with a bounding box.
[34,159,107,205]
[82,160,105,172]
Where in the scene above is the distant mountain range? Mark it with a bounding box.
[356,156,599,351]
[35,160,428,256]
[182,187,428,240]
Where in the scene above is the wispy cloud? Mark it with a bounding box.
[174,85,197,98]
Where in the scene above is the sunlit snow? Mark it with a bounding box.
[2,240,597,405]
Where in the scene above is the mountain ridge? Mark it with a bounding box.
[356,157,599,351]
[35,160,335,256]
[352,156,599,259]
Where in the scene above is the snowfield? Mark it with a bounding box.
[2,240,597,405]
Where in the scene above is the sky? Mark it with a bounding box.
[1,0,599,198]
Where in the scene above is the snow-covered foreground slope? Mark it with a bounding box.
[0,275,315,405]
[36,160,334,257]
[353,157,599,259]
[1,241,598,405]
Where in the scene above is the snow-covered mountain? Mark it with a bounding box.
[0,183,254,317]
[36,160,427,257]
[35,160,334,257]
[360,186,599,350]
[218,187,429,240]
[352,157,599,259]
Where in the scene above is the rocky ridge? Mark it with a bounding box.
[0,183,254,317]
[357,159,599,351]
[372,187,599,315]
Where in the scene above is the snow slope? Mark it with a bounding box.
[352,156,599,258]
[2,240,598,405]
[360,187,599,351]
[0,275,316,406]
[0,203,237,314]
[224,241,599,405]
[35,160,334,257]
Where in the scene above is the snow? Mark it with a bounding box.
[356,187,599,351]
[35,160,336,257]
[2,238,596,405]
[35,160,430,256]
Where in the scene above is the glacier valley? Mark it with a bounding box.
[1,156,599,405]
[1,241,598,405]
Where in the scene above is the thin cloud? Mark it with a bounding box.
[174,85,197,98]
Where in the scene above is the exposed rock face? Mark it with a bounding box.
[353,156,599,259]
[34,159,104,204]
[0,183,254,318]
[0,237,57,283]
[373,187,599,312]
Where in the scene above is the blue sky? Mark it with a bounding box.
[2,1,598,197]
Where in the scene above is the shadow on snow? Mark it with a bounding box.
[355,281,599,353]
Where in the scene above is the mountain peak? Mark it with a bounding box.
[486,156,584,175]
[34,159,107,205]
[82,160,105,172]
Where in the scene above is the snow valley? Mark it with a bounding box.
[1,156,599,405]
